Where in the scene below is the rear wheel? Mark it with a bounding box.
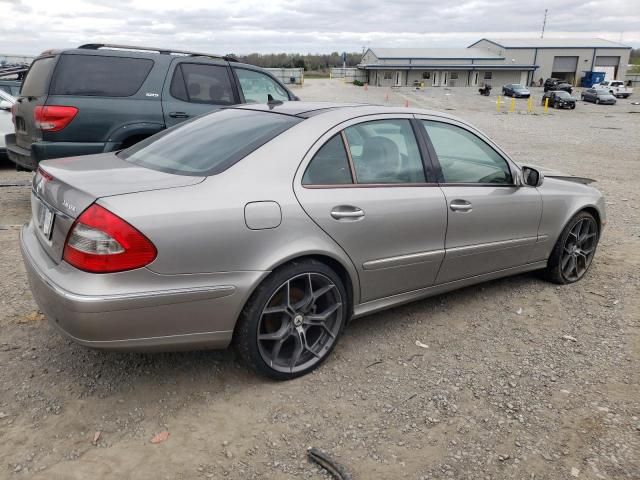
[544,211,599,284]
[234,259,347,380]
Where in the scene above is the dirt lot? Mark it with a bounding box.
[0,81,638,479]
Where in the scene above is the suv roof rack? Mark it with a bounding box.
[78,43,238,62]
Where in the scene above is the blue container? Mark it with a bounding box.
[581,71,606,88]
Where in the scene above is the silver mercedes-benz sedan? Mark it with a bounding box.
[21,102,605,379]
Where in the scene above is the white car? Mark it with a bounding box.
[598,80,633,99]
[0,90,16,159]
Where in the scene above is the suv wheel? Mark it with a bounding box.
[234,259,348,380]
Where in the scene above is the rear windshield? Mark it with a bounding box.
[118,109,302,176]
[50,54,153,97]
[21,56,56,96]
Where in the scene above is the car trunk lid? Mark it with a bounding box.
[32,152,204,263]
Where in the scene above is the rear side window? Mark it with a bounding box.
[170,63,235,105]
[21,57,56,96]
[50,54,153,97]
[119,109,301,175]
[302,134,353,185]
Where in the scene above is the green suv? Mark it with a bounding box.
[6,44,297,170]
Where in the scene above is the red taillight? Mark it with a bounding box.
[36,166,54,182]
[63,204,157,273]
[34,105,78,132]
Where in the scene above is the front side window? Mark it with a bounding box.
[119,109,301,176]
[50,55,153,97]
[422,121,512,184]
[170,63,235,105]
[344,119,425,184]
[234,68,289,103]
[302,135,353,185]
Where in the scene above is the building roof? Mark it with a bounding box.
[471,38,632,49]
[367,47,503,60]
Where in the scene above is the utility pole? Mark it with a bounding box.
[540,9,548,39]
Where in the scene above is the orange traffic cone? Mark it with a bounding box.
[385,92,389,102]
[405,99,409,107]
[364,83,368,91]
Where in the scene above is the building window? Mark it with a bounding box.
[484,72,492,80]
[422,72,431,79]
[450,72,459,80]
[383,71,393,80]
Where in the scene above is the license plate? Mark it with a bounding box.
[38,201,55,239]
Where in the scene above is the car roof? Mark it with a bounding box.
[231,101,465,123]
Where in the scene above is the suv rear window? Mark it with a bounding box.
[118,109,301,175]
[21,56,56,96]
[50,54,153,97]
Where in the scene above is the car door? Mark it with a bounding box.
[415,117,542,284]
[584,89,595,102]
[232,67,292,104]
[294,115,447,303]
[162,59,239,128]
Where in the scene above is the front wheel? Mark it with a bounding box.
[595,98,600,104]
[234,260,348,380]
[544,211,599,284]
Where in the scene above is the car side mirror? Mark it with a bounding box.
[0,100,12,111]
[521,166,544,187]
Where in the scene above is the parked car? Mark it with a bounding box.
[21,103,605,379]
[598,80,632,98]
[581,88,617,105]
[0,90,16,159]
[541,90,576,109]
[544,78,573,94]
[0,79,21,96]
[502,84,530,98]
[6,43,298,171]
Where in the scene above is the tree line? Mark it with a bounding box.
[230,52,363,70]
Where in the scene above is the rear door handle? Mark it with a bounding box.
[449,200,472,212]
[169,111,189,118]
[330,206,365,220]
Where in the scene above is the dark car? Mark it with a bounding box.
[6,44,298,171]
[502,84,530,98]
[581,88,616,105]
[544,78,573,94]
[0,79,22,96]
[542,90,576,109]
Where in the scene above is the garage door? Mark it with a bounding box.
[552,56,578,72]
[595,56,619,67]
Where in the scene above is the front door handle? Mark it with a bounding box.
[169,111,189,118]
[330,206,365,220]
[449,200,472,212]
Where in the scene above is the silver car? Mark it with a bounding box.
[21,102,605,379]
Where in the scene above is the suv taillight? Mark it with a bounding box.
[63,204,157,273]
[34,105,78,132]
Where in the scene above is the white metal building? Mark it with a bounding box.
[359,38,632,87]
[470,38,632,85]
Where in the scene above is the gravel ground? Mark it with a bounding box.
[0,80,638,479]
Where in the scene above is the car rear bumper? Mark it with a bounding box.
[6,134,107,170]
[20,221,266,351]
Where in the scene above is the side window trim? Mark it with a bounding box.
[417,117,518,186]
[340,131,358,182]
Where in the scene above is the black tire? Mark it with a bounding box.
[554,101,559,109]
[581,95,585,101]
[570,105,575,109]
[543,211,599,285]
[234,259,348,380]
[595,98,600,104]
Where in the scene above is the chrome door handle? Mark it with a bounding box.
[449,200,472,212]
[330,206,365,220]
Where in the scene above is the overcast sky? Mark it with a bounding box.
[1,0,638,56]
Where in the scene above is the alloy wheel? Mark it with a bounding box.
[257,273,343,374]
[560,217,598,282]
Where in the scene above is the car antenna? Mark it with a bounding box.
[267,94,283,109]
